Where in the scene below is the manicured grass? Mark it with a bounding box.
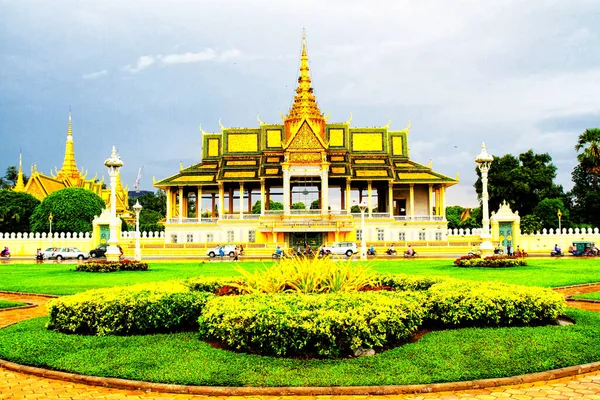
[572,292,600,301]
[2,258,600,295]
[0,300,26,309]
[0,309,597,387]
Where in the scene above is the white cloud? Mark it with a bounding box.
[82,69,108,80]
[123,56,156,73]
[123,48,242,72]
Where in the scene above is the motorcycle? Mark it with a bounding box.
[467,249,481,256]
[367,249,377,256]
[404,251,418,258]
[272,251,289,259]
[550,250,564,257]
[385,248,397,256]
[0,249,10,258]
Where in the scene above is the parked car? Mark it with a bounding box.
[89,244,123,258]
[206,245,237,258]
[323,242,358,257]
[42,247,57,259]
[49,247,90,261]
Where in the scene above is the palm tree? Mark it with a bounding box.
[575,128,600,177]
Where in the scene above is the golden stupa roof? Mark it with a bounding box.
[56,111,82,182]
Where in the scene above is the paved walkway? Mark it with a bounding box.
[2,288,600,399]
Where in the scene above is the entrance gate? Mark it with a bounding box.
[289,232,322,252]
[499,222,513,254]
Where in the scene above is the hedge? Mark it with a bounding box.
[198,291,427,358]
[454,256,527,268]
[184,276,241,294]
[377,274,449,291]
[75,260,148,272]
[47,282,212,335]
[426,280,565,327]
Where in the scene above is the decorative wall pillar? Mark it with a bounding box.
[441,185,446,218]
[345,179,351,213]
[409,184,415,218]
[321,161,329,215]
[166,187,172,219]
[239,182,244,219]
[367,181,373,218]
[429,184,434,221]
[197,186,203,222]
[178,186,183,223]
[260,179,266,215]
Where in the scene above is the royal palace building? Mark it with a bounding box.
[155,36,458,250]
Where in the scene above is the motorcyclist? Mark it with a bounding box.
[405,245,415,257]
[367,244,376,256]
[1,246,9,257]
[386,244,396,255]
[554,244,562,256]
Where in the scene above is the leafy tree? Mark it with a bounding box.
[474,150,563,217]
[350,205,360,213]
[129,190,166,216]
[30,188,105,233]
[532,198,570,231]
[251,200,284,214]
[520,214,543,234]
[445,206,482,230]
[575,128,600,178]
[140,209,163,226]
[310,199,320,209]
[292,202,306,209]
[0,166,28,190]
[568,164,600,227]
[0,190,40,232]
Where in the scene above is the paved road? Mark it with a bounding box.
[2,287,600,399]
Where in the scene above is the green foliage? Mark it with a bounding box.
[46,282,212,335]
[568,164,600,227]
[139,209,163,225]
[0,190,40,232]
[575,127,600,177]
[75,260,149,272]
[378,274,449,291]
[291,202,306,209]
[29,188,105,233]
[139,223,164,232]
[454,255,527,268]
[129,190,166,216]
[199,291,427,357]
[520,214,543,234]
[310,199,320,209]
[0,166,28,189]
[120,217,129,231]
[0,300,27,309]
[533,198,570,230]
[251,200,284,214]
[426,280,565,327]
[350,205,360,213]
[233,257,378,294]
[445,205,482,230]
[474,150,564,217]
[184,276,239,293]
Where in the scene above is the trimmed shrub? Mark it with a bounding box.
[199,291,427,358]
[426,280,565,327]
[75,260,148,272]
[377,274,450,291]
[454,255,527,268]
[183,276,241,293]
[47,282,212,335]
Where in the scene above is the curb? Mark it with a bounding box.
[0,290,59,298]
[0,303,36,313]
[1,358,600,395]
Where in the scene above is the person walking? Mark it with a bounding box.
[233,246,239,261]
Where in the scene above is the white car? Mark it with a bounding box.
[323,242,358,257]
[49,247,90,261]
[206,245,237,258]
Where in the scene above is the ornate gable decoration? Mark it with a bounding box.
[286,121,325,151]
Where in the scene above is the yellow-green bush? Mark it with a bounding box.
[184,276,240,293]
[47,282,212,335]
[378,274,449,291]
[426,281,565,327]
[198,291,427,358]
[234,257,378,294]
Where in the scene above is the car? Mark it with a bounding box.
[323,242,358,257]
[50,247,90,261]
[42,247,57,259]
[206,245,237,258]
[89,244,123,258]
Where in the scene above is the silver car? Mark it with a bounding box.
[50,247,90,261]
[323,242,358,257]
[206,245,237,258]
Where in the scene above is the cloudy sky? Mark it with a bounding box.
[1,0,599,207]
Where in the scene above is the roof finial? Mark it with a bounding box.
[58,108,80,181]
[13,152,25,191]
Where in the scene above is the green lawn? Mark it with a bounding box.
[0,309,598,387]
[0,300,27,309]
[1,258,600,295]
[572,292,600,301]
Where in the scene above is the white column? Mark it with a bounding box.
[388,182,394,217]
[178,186,183,223]
[429,184,433,221]
[441,185,446,218]
[218,183,224,220]
[283,166,290,214]
[367,181,373,218]
[166,188,172,220]
[239,182,244,220]
[321,169,329,215]
[260,179,266,216]
[409,184,415,218]
[197,186,202,222]
[345,179,351,213]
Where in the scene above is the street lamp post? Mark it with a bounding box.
[133,200,143,261]
[359,200,368,261]
[557,209,562,233]
[475,142,495,257]
[104,146,124,262]
[48,213,53,246]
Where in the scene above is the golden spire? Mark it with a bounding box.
[13,152,25,192]
[57,109,81,181]
[285,30,324,131]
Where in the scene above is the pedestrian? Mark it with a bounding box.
[218,245,224,260]
[233,246,239,261]
[507,245,512,256]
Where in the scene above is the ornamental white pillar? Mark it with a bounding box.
[388,182,394,217]
[178,186,183,223]
[476,142,495,256]
[345,179,351,213]
[321,168,329,215]
[367,181,373,218]
[260,179,266,216]
[239,182,244,219]
[283,166,290,214]
[409,184,415,218]
[197,186,203,222]
[218,183,224,219]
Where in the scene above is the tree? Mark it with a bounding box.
[0,190,40,232]
[129,190,166,216]
[138,209,165,232]
[30,188,105,233]
[568,164,600,227]
[474,150,564,217]
[445,206,482,230]
[251,200,284,214]
[0,166,28,190]
[520,214,543,234]
[292,202,306,209]
[310,200,320,209]
[575,128,600,178]
[532,198,570,231]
